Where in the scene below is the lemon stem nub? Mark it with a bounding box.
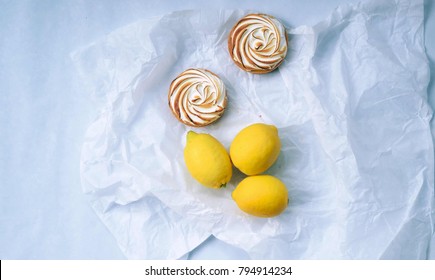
[187,130,197,141]
[220,183,227,188]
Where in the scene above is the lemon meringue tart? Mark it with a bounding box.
[228,14,288,74]
[168,68,227,127]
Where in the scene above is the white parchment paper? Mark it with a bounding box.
[72,0,434,259]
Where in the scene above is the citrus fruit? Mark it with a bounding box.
[230,123,281,175]
[232,175,288,217]
[184,131,232,188]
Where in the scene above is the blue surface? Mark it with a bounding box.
[0,0,434,259]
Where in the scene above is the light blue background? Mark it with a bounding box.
[1,0,434,259]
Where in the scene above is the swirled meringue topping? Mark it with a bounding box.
[228,14,288,74]
[168,68,227,127]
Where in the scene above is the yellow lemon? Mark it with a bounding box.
[230,123,281,175]
[184,131,232,188]
[232,175,288,217]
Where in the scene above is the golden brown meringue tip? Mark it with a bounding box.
[228,13,288,74]
[168,68,227,127]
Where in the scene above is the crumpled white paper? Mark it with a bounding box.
[72,0,434,259]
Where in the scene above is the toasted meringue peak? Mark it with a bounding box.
[228,14,288,74]
[168,68,227,127]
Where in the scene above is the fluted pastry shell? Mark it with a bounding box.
[228,14,288,74]
[168,68,227,127]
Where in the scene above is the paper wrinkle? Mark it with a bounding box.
[72,0,434,259]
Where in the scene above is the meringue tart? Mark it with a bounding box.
[228,14,288,74]
[168,68,227,127]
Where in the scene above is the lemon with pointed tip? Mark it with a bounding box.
[184,131,232,188]
[232,175,288,217]
[230,123,281,175]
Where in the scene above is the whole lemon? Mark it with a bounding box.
[184,131,232,188]
[232,175,288,217]
[230,123,281,175]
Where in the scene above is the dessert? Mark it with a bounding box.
[168,68,227,127]
[228,14,288,74]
